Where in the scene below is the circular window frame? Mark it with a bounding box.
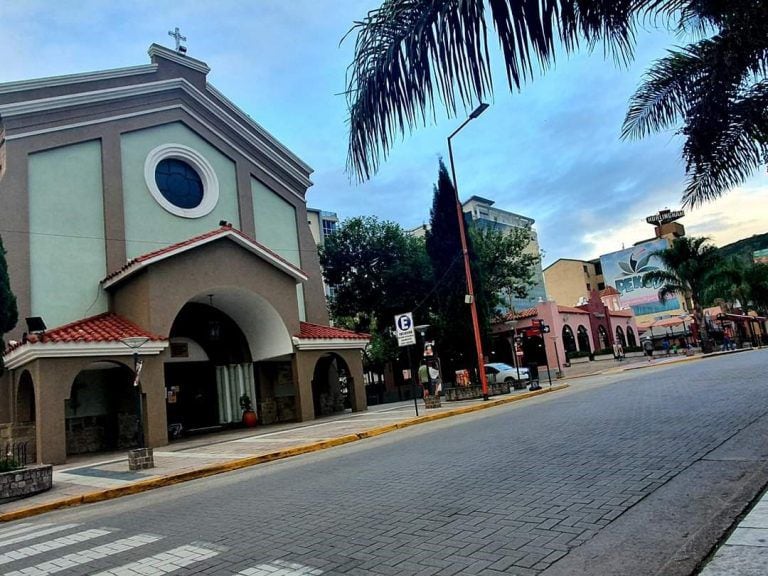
[144,143,219,218]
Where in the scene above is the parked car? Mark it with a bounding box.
[485,362,530,389]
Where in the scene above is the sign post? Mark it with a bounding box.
[395,313,419,416]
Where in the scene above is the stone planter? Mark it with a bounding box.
[593,354,615,362]
[424,396,442,409]
[444,381,511,401]
[0,465,52,502]
[128,447,155,471]
[567,356,591,364]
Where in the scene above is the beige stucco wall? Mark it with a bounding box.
[544,260,603,307]
[294,349,366,422]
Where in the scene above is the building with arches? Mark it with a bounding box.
[0,44,368,464]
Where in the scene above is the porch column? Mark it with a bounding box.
[338,350,366,413]
[293,352,316,422]
[33,360,69,465]
[141,356,168,449]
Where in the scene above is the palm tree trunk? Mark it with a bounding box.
[694,305,713,353]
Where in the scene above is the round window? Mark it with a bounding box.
[144,144,220,218]
[154,158,204,209]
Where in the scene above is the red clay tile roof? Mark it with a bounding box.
[5,313,165,353]
[499,307,539,321]
[297,322,370,340]
[102,225,306,286]
[557,305,591,315]
[600,286,620,297]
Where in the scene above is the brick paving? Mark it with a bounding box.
[0,350,765,575]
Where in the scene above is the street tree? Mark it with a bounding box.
[319,216,432,369]
[344,1,768,207]
[704,258,768,314]
[425,161,537,376]
[644,236,721,352]
[0,234,18,375]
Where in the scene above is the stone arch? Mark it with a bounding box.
[16,370,35,423]
[577,325,591,353]
[627,326,638,348]
[562,325,577,353]
[66,361,137,456]
[615,325,627,348]
[311,353,352,418]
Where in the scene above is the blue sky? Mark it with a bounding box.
[1,1,765,264]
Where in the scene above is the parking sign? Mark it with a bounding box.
[395,312,416,346]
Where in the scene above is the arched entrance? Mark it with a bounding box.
[65,362,137,456]
[577,325,591,353]
[627,326,638,348]
[312,353,352,417]
[615,326,627,348]
[562,325,577,354]
[16,371,36,423]
[166,300,253,435]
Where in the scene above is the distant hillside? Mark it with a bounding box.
[716,232,768,262]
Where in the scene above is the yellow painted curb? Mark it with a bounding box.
[0,385,568,523]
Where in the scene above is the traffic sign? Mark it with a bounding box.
[394,312,416,347]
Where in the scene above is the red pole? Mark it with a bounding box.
[448,113,489,400]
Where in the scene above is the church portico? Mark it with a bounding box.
[0,43,369,465]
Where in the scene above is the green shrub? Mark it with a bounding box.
[0,458,20,473]
[594,347,615,356]
[566,350,591,359]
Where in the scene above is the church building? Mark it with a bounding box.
[0,42,368,464]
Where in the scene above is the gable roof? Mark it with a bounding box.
[292,322,369,351]
[102,225,308,289]
[3,313,168,369]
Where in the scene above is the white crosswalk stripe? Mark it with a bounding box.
[91,544,219,575]
[0,524,38,538]
[237,560,324,575]
[2,533,162,576]
[0,524,80,548]
[0,528,111,565]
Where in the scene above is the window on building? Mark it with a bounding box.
[322,219,337,237]
[598,282,605,290]
[583,265,588,274]
[155,158,204,209]
[586,283,591,291]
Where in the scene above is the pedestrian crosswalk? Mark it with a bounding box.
[0,522,324,575]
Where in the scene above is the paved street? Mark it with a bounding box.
[1,350,767,575]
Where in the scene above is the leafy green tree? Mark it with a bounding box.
[705,258,768,314]
[319,216,432,370]
[0,234,19,375]
[469,224,538,320]
[643,236,721,352]
[344,1,768,206]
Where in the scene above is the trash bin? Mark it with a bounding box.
[527,363,541,391]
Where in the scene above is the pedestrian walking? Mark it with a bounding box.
[643,338,654,361]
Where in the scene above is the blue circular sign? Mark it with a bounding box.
[397,314,412,331]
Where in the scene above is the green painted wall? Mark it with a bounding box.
[121,122,239,259]
[29,140,108,328]
[251,177,300,266]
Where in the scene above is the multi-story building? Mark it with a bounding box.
[307,208,339,302]
[543,258,605,307]
[0,43,368,464]
[461,196,547,311]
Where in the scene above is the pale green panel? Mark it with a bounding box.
[121,122,239,259]
[296,284,306,322]
[251,177,300,266]
[29,141,108,328]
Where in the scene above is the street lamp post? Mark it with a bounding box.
[448,102,490,400]
[503,319,519,378]
[120,336,150,449]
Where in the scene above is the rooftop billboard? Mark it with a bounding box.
[600,239,680,317]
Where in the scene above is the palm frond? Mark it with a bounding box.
[622,46,704,139]
[345,0,638,181]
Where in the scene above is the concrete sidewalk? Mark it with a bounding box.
[0,384,567,522]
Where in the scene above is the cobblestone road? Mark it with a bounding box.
[2,351,767,575]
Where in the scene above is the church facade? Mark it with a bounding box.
[0,44,368,464]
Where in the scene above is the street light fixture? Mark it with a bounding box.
[447,102,490,400]
[120,336,150,448]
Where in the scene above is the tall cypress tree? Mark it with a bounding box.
[0,234,18,374]
[425,161,479,377]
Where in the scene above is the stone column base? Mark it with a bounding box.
[128,447,155,471]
